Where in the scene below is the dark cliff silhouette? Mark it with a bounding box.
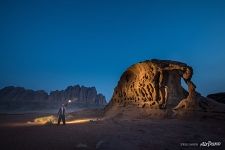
[0,85,107,110]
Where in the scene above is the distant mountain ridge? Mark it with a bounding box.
[0,85,107,110]
[207,92,225,104]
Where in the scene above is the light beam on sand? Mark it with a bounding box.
[66,118,97,124]
[27,115,57,125]
[26,115,99,125]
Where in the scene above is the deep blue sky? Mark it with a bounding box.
[0,0,225,100]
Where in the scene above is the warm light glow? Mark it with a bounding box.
[26,115,99,125]
[27,115,57,125]
[67,118,98,124]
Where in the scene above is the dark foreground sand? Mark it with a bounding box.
[0,110,225,150]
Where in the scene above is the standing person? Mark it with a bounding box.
[57,104,66,125]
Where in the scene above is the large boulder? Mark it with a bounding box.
[104,59,225,119]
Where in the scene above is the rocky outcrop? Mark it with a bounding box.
[0,85,107,110]
[47,85,107,105]
[106,59,193,109]
[207,92,225,104]
[104,59,225,119]
[0,86,48,102]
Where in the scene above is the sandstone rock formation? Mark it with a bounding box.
[0,86,48,103]
[48,85,106,105]
[0,85,107,110]
[105,59,225,118]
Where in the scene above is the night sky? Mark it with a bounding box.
[0,0,225,100]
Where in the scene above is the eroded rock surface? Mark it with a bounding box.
[107,59,193,109]
[105,59,225,118]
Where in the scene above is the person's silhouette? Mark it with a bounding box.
[57,104,66,125]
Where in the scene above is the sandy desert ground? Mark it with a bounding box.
[0,109,225,150]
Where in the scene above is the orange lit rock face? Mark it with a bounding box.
[109,59,194,109]
[105,59,225,119]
